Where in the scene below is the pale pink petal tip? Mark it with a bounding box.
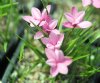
[82,0,92,7]
[92,0,100,8]
[46,5,51,13]
[31,7,41,19]
[49,20,58,29]
[78,21,92,28]
[34,31,44,39]
[63,22,73,28]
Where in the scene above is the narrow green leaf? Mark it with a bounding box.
[19,43,25,62]
[73,54,89,62]
[89,30,100,43]
[16,34,46,59]
[0,13,7,17]
[58,12,63,32]
[4,42,7,52]
[0,2,18,9]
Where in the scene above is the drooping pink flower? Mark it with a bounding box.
[41,29,64,50]
[63,7,92,28]
[22,5,51,27]
[82,0,100,8]
[45,48,72,77]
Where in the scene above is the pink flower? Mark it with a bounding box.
[45,48,72,77]
[63,7,92,28]
[41,29,64,50]
[22,5,51,27]
[82,0,100,8]
[22,5,52,39]
[42,19,58,33]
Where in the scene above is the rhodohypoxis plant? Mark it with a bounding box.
[82,0,100,8]
[23,5,72,77]
[22,0,100,78]
[63,7,92,28]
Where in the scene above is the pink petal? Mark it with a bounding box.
[31,19,40,26]
[50,66,58,77]
[42,5,51,16]
[39,21,46,26]
[42,22,49,31]
[41,38,49,45]
[49,20,58,29]
[63,22,73,28]
[51,29,60,34]
[82,0,92,7]
[46,59,56,67]
[55,50,65,61]
[22,16,40,27]
[45,48,55,59]
[65,13,74,23]
[46,5,51,14]
[31,7,41,20]
[34,31,44,39]
[92,0,100,8]
[49,31,59,45]
[22,16,33,23]
[55,34,64,49]
[58,33,64,44]
[78,21,92,28]
[63,57,72,66]
[57,63,68,74]
[74,11,85,24]
[46,44,55,49]
[71,7,78,16]
[45,15,52,23]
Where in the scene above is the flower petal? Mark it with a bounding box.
[46,59,56,67]
[74,11,85,24]
[71,7,78,16]
[92,0,100,8]
[34,31,44,39]
[63,57,72,66]
[57,63,68,74]
[39,21,46,26]
[82,0,92,7]
[45,48,55,59]
[65,13,74,22]
[49,20,58,29]
[55,33,64,49]
[31,7,41,20]
[42,5,51,16]
[46,43,55,49]
[51,29,60,34]
[41,38,49,45]
[58,33,64,44]
[63,22,73,28]
[22,16,33,23]
[46,5,51,14]
[78,21,92,28]
[49,31,59,45]
[55,50,65,61]
[50,66,58,77]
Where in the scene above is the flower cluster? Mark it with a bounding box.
[22,3,93,77]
